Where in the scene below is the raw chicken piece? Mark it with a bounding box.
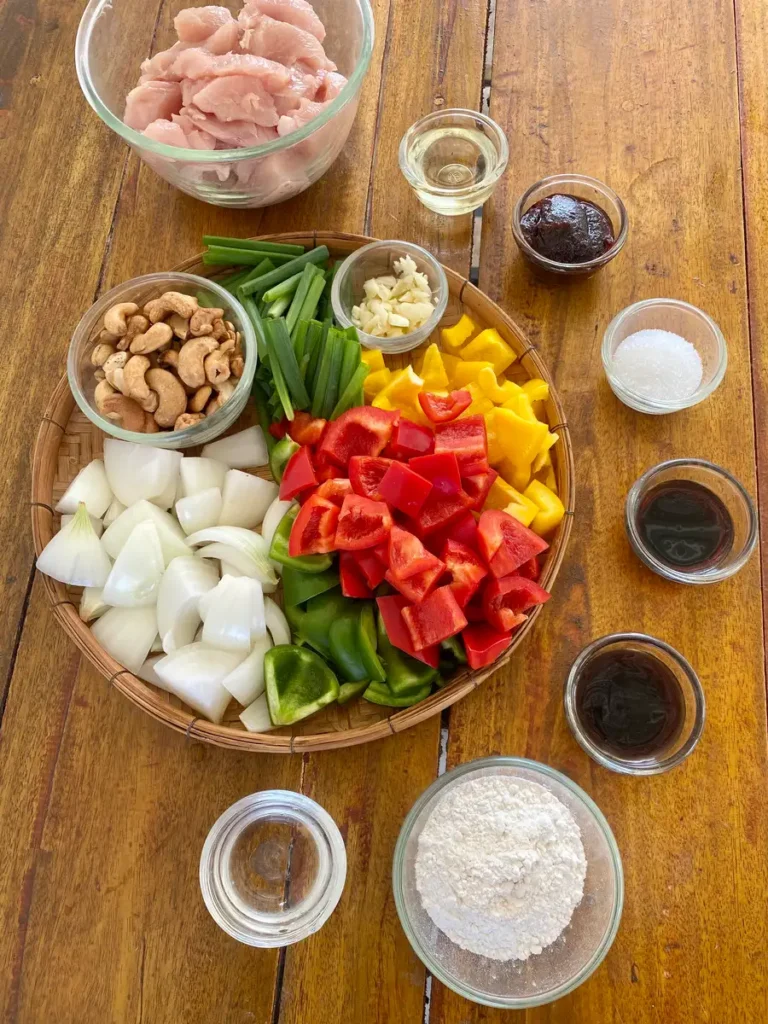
[241,0,325,42]
[174,6,233,42]
[182,108,278,147]
[170,113,218,148]
[240,14,335,73]
[314,69,346,102]
[192,75,279,126]
[171,49,290,92]
[273,65,318,115]
[276,97,329,136]
[140,42,192,83]
[181,79,208,106]
[125,80,182,130]
[205,20,243,54]
[143,118,193,146]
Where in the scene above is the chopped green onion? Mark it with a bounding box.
[312,328,346,419]
[237,291,268,361]
[286,264,319,334]
[240,258,275,285]
[331,362,369,419]
[262,271,304,304]
[266,294,291,318]
[216,268,250,290]
[203,246,295,267]
[306,320,328,393]
[338,335,361,397]
[252,384,276,455]
[297,270,327,325]
[203,235,305,255]
[293,320,309,363]
[240,246,330,297]
[264,318,311,410]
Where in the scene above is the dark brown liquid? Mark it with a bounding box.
[520,193,615,263]
[638,480,734,571]
[575,650,685,758]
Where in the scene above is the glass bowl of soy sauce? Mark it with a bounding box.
[625,459,757,585]
[565,633,705,775]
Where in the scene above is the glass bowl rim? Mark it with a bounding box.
[624,458,757,583]
[512,173,629,272]
[564,631,706,775]
[392,755,624,1009]
[75,0,375,163]
[602,298,728,412]
[397,107,510,197]
[330,238,449,344]
[67,270,257,445]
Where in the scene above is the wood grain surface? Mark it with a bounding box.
[1,0,767,1019]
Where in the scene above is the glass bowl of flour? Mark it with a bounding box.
[392,757,623,1008]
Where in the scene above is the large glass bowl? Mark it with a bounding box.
[75,0,374,208]
[393,757,623,1008]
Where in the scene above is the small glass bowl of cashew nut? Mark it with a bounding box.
[67,272,257,450]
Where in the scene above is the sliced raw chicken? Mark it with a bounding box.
[171,48,290,92]
[143,118,193,146]
[182,108,278,147]
[241,0,325,42]
[170,113,218,148]
[174,6,233,42]
[125,80,183,130]
[240,14,335,73]
[276,97,329,136]
[205,20,243,54]
[181,78,208,106]
[139,42,193,83]
[192,75,279,127]
[273,65,318,115]
[314,69,346,102]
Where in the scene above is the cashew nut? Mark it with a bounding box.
[231,354,244,379]
[103,351,129,395]
[103,302,140,337]
[145,368,187,429]
[175,412,205,431]
[123,355,159,413]
[159,349,180,371]
[204,348,231,387]
[143,412,160,433]
[117,313,151,351]
[178,336,218,388]
[189,307,225,337]
[143,291,198,324]
[205,378,236,415]
[96,327,120,345]
[94,379,117,414]
[100,394,146,432]
[210,318,230,342]
[91,341,115,367]
[219,338,236,355]
[94,368,106,381]
[189,385,212,413]
[168,313,190,340]
[129,322,173,355]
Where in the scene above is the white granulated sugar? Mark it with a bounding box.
[415,776,586,962]
[612,328,703,402]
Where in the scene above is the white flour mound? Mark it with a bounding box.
[415,775,587,962]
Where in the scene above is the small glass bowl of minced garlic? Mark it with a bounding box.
[331,240,448,354]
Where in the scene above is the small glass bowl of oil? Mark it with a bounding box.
[399,109,509,216]
[200,791,346,947]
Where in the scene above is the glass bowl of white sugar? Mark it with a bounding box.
[392,757,623,1009]
[602,298,727,413]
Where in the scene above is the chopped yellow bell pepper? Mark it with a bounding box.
[502,391,537,422]
[361,349,385,372]
[372,366,423,409]
[460,383,494,417]
[490,407,549,468]
[485,476,527,511]
[542,464,557,492]
[418,343,450,390]
[485,420,505,465]
[503,493,540,528]
[441,314,476,352]
[363,367,392,398]
[525,480,565,536]
[497,457,531,493]
[460,328,516,375]
[522,378,549,403]
[532,432,559,472]
[452,361,495,388]
[441,353,462,384]
[477,366,522,405]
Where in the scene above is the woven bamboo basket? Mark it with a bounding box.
[31,232,574,753]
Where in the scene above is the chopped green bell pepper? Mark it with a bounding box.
[337,680,369,704]
[377,609,437,696]
[269,506,333,574]
[285,587,350,659]
[328,602,385,683]
[281,564,339,607]
[265,645,339,725]
[269,436,300,484]
[363,680,432,707]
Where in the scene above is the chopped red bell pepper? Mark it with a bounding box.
[425,510,480,557]
[482,575,549,631]
[477,509,549,577]
[349,455,393,501]
[314,463,344,482]
[411,488,473,536]
[376,595,439,667]
[517,556,542,581]
[352,549,387,589]
[288,494,339,556]
[462,467,499,511]
[402,585,468,650]
[269,419,287,439]
[287,410,327,447]
[388,526,437,580]
[434,415,488,473]
[378,462,433,518]
[316,477,354,506]
[372,542,390,566]
[462,623,513,669]
[409,452,461,496]
[384,557,444,603]
[335,494,393,550]
[388,417,435,459]
[279,445,318,501]
[339,551,373,599]
[463,595,485,622]
[418,389,473,423]
[318,406,399,467]
[441,539,488,608]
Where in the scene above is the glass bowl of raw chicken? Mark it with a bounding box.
[75,0,374,208]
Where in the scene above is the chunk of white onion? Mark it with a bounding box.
[239,692,276,732]
[264,597,291,646]
[103,438,182,508]
[261,498,295,550]
[61,512,103,537]
[201,426,268,469]
[55,459,113,517]
[102,520,165,607]
[176,487,223,536]
[179,457,228,498]
[219,470,278,529]
[153,643,245,723]
[91,605,158,674]
[102,500,189,566]
[156,555,219,654]
[36,503,112,587]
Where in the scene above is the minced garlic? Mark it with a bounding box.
[351,255,436,338]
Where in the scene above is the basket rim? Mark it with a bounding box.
[31,231,574,753]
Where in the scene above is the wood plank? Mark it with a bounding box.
[276,2,490,1022]
[432,0,768,1020]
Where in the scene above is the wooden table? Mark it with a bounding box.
[2,0,768,1019]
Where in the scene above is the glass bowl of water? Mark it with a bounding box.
[399,109,509,216]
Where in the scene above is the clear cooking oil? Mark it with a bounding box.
[403,124,505,216]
